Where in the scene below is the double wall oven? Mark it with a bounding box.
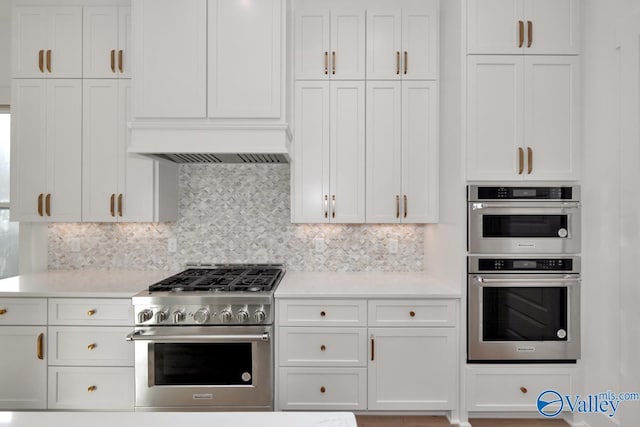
[467,185,581,363]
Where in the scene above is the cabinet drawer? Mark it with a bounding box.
[279,327,367,367]
[279,367,366,410]
[368,299,457,327]
[0,298,47,325]
[278,299,366,326]
[466,366,573,412]
[48,366,134,410]
[49,299,133,325]
[48,326,133,366]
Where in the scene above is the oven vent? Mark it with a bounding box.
[154,153,289,164]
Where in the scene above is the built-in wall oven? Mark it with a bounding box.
[468,185,581,254]
[467,256,580,362]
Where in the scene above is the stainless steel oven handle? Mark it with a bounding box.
[471,202,581,210]
[474,275,581,284]
[126,330,270,342]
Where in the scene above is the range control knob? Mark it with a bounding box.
[137,309,153,323]
[254,310,266,323]
[193,308,210,324]
[155,310,168,323]
[173,310,186,323]
[237,310,249,323]
[220,309,233,323]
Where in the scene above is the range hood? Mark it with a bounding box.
[128,122,292,164]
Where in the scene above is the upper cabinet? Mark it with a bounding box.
[12,7,82,78]
[467,0,580,55]
[367,9,438,80]
[83,7,131,78]
[294,9,365,80]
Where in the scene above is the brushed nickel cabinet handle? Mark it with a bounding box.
[396,51,400,75]
[518,21,525,48]
[118,194,123,217]
[110,49,115,72]
[332,51,336,75]
[404,51,408,74]
[527,21,533,48]
[38,50,44,73]
[527,147,533,174]
[324,51,328,75]
[518,147,524,175]
[38,193,44,216]
[46,50,51,73]
[45,193,51,216]
[110,194,115,217]
[331,195,336,219]
[404,195,408,218]
[37,333,44,360]
[396,195,400,219]
[323,195,328,218]
[118,50,123,73]
[371,335,375,361]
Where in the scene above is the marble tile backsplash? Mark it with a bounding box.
[48,164,425,272]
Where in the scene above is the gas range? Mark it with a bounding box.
[132,263,285,326]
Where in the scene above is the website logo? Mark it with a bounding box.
[537,390,564,417]
[536,390,640,418]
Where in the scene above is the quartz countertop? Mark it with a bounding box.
[0,411,356,427]
[275,271,461,299]
[0,270,176,298]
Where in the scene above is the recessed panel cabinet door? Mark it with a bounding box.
[524,0,580,55]
[295,10,330,80]
[367,10,402,80]
[208,0,281,118]
[401,9,438,80]
[82,8,119,78]
[330,10,366,80]
[467,0,524,54]
[11,7,48,78]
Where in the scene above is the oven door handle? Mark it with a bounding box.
[473,276,580,285]
[471,202,580,210]
[125,330,270,342]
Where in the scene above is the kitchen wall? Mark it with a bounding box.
[48,164,425,272]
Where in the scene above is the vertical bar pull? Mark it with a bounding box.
[527,147,533,174]
[45,193,51,216]
[110,194,115,217]
[517,147,524,175]
[37,333,44,360]
[323,195,328,218]
[38,50,44,73]
[404,195,408,218]
[396,51,400,75]
[118,194,123,217]
[518,21,525,48]
[404,51,408,74]
[371,335,375,361]
[110,50,116,72]
[331,195,336,219]
[37,194,44,216]
[46,50,52,72]
[332,51,336,75]
[396,195,400,219]
[527,21,533,48]
[324,52,328,75]
[118,50,123,73]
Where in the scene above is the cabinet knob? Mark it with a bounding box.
[87,309,97,317]
[320,386,326,394]
[520,386,528,394]
[0,309,6,315]
[320,311,326,317]
[88,385,97,393]
[87,343,96,351]
[409,311,416,318]
[320,345,326,352]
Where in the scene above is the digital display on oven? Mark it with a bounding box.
[513,260,536,269]
[513,189,536,197]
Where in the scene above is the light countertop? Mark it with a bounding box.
[275,271,461,299]
[0,411,356,427]
[0,270,176,298]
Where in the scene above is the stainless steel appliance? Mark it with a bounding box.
[468,185,581,254]
[467,256,580,362]
[127,264,285,411]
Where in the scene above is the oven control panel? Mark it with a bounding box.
[134,304,272,326]
[469,256,580,274]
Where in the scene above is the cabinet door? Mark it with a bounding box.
[366,81,402,224]
[208,0,281,118]
[46,79,82,222]
[367,10,402,80]
[295,9,330,80]
[132,0,207,118]
[330,81,365,223]
[368,328,457,410]
[11,7,48,78]
[524,0,580,55]
[118,8,132,78]
[402,81,438,223]
[467,0,524,54]
[524,56,580,180]
[10,79,47,222]
[401,9,438,80]
[47,8,82,78]
[330,10,365,80]
[0,326,47,409]
[466,55,524,181]
[292,81,330,223]
[82,80,119,222]
[83,8,119,78]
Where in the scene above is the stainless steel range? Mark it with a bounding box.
[127,263,285,412]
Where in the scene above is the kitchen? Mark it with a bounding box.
[0,0,639,427]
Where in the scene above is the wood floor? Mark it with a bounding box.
[355,416,571,427]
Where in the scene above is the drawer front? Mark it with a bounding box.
[278,367,367,410]
[0,298,47,325]
[49,299,133,326]
[48,326,133,366]
[279,327,367,367]
[278,299,366,327]
[467,367,573,412]
[48,366,134,410]
[368,299,457,327]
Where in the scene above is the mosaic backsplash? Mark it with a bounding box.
[48,164,425,272]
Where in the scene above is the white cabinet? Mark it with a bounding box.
[0,298,47,410]
[295,9,365,80]
[466,55,580,181]
[83,7,131,78]
[367,9,438,80]
[82,79,179,222]
[10,79,82,222]
[467,0,580,55]
[366,80,438,223]
[292,81,365,223]
[12,7,82,78]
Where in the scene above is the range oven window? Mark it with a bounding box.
[154,343,253,386]
[482,215,568,238]
[482,287,568,341]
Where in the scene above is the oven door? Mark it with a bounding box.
[468,274,580,362]
[468,202,581,253]
[128,326,273,411]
